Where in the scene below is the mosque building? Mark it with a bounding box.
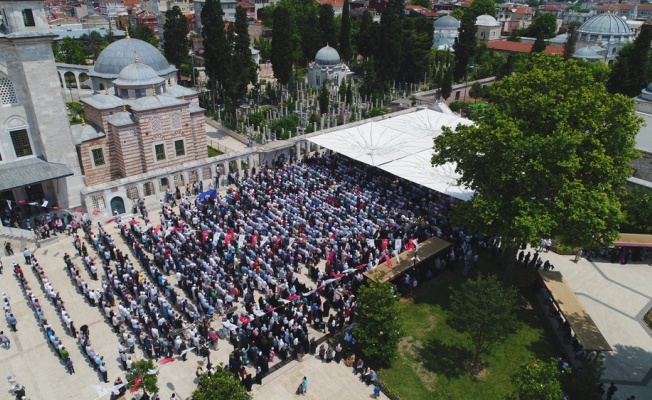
[307,45,352,89]
[0,0,85,208]
[573,13,635,63]
[433,15,460,50]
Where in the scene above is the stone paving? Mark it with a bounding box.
[535,250,652,400]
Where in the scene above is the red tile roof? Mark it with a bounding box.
[316,0,345,8]
[486,40,563,55]
[540,5,561,11]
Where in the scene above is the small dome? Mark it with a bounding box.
[434,15,460,30]
[113,63,164,86]
[315,45,340,66]
[94,38,171,76]
[573,46,603,60]
[476,14,500,27]
[578,14,632,35]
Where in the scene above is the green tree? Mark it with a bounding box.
[608,28,652,97]
[468,81,484,101]
[319,81,330,113]
[411,0,431,7]
[271,6,294,85]
[376,0,404,87]
[449,275,518,367]
[562,25,579,61]
[531,33,547,53]
[302,8,323,63]
[352,279,402,367]
[512,358,564,400]
[561,358,605,400]
[191,366,251,400]
[79,30,106,59]
[131,24,159,48]
[201,0,229,111]
[361,57,379,99]
[526,12,558,39]
[398,15,434,83]
[357,10,377,60]
[621,186,652,233]
[253,37,272,61]
[56,38,86,64]
[432,54,642,273]
[454,0,496,81]
[319,4,337,48]
[126,359,158,396]
[163,6,190,78]
[339,0,352,61]
[339,79,347,102]
[224,6,258,105]
[441,66,453,100]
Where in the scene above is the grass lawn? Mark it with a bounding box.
[378,257,559,400]
[208,145,225,157]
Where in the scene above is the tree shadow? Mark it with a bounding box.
[414,337,473,379]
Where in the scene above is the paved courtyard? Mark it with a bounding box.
[537,250,652,400]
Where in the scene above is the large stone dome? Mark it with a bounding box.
[94,38,172,76]
[315,45,340,66]
[434,15,460,30]
[578,14,631,35]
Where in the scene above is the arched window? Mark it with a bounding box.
[0,77,18,105]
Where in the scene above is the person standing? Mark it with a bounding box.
[8,314,17,332]
[4,241,13,255]
[0,330,10,349]
[65,358,75,374]
[22,248,31,264]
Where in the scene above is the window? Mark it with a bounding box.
[155,143,166,161]
[91,148,105,166]
[0,78,18,105]
[22,9,35,27]
[174,140,185,157]
[10,129,33,157]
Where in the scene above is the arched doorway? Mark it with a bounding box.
[110,196,126,214]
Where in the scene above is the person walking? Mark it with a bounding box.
[302,376,308,395]
[606,382,618,400]
[65,358,75,374]
[4,241,13,255]
[8,314,17,332]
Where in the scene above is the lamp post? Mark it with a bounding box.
[67,82,74,103]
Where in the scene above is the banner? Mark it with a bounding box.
[395,239,402,253]
[225,230,234,245]
[251,235,258,247]
[202,231,209,243]
[238,234,246,248]
[382,239,388,251]
[385,254,393,267]
[130,376,143,393]
[287,237,295,250]
[260,235,269,248]
[366,239,376,248]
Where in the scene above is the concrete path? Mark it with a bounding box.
[534,250,652,400]
[205,118,248,154]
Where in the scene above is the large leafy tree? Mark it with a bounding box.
[607,28,652,97]
[271,5,294,85]
[79,30,106,59]
[224,6,258,105]
[191,366,251,400]
[376,0,404,87]
[126,359,158,396]
[621,186,652,233]
[449,275,518,368]
[132,23,159,48]
[352,280,403,367]
[453,0,495,81]
[531,33,546,53]
[163,6,190,78]
[512,358,564,400]
[433,54,642,271]
[55,38,86,65]
[201,0,229,112]
[339,0,352,61]
[525,12,558,39]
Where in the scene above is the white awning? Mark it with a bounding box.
[307,109,474,201]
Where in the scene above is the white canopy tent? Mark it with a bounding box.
[307,109,475,201]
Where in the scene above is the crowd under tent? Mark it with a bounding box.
[307,108,475,201]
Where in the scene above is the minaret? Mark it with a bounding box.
[0,0,84,208]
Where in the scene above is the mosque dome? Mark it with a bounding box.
[93,38,172,76]
[578,14,632,35]
[475,14,500,27]
[573,46,603,61]
[113,63,165,86]
[434,15,460,30]
[315,45,341,66]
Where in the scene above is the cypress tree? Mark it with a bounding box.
[376,0,405,88]
[339,0,352,61]
[163,6,189,78]
[271,6,294,85]
[357,10,376,61]
[319,81,330,114]
[319,4,337,48]
[201,0,228,112]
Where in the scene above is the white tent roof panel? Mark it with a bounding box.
[307,109,474,201]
